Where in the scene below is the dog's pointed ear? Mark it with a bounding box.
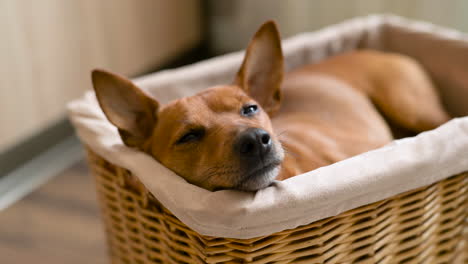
[235,20,284,116]
[91,69,159,149]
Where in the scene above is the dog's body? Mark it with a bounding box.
[92,21,449,191]
[275,50,449,179]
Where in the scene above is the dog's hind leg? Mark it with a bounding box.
[369,54,450,134]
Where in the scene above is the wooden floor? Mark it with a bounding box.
[0,160,108,264]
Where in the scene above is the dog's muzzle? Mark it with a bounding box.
[233,128,281,190]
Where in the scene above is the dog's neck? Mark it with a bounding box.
[276,149,325,181]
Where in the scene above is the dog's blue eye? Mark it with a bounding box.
[176,129,204,144]
[241,104,258,116]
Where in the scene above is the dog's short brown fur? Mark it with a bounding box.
[92,21,449,191]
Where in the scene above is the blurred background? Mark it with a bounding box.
[3,0,468,157]
[0,0,467,263]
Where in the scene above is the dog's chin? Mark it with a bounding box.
[236,164,280,191]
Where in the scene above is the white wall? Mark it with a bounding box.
[209,0,468,54]
[0,0,201,150]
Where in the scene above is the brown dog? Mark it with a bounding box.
[92,21,449,191]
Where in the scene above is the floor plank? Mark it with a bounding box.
[0,160,108,264]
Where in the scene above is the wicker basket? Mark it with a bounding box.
[71,15,468,264]
[86,149,467,264]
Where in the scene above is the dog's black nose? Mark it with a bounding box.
[236,128,272,158]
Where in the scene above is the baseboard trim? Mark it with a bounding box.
[0,118,74,178]
[0,135,82,210]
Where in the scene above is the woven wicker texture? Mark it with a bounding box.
[86,149,467,264]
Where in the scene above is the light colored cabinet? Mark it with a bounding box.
[0,0,201,151]
[209,0,468,54]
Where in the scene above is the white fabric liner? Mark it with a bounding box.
[68,15,468,239]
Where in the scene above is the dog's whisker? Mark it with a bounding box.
[284,150,299,159]
[276,130,291,140]
[279,140,300,159]
[277,129,288,137]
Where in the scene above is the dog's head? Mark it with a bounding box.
[92,21,284,191]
